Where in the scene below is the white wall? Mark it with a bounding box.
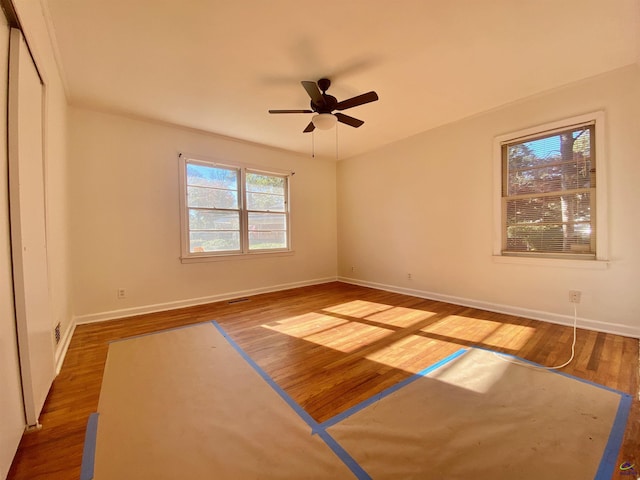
[69,107,337,321]
[337,65,640,337]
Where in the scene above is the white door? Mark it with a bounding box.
[0,20,25,480]
[8,27,55,428]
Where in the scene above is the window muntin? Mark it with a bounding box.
[181,157,290,258]
[501,123,596,258]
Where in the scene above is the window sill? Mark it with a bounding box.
[180,250,295,264]
[492,255,609,270]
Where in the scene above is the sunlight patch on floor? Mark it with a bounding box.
[262,302,535,363]
[421,315,535,351]
[264,312,349,338]
[364,334,439,373]
[366,306,436,328]
[303,322,392,353]
[263,310,393,353]
[427,350,512,394]
[322,300,395,318]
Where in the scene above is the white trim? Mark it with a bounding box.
[492,110,608,262]
[74,277,337,325]
[180,250,295,264]
[492,255,609,270]
[39,0,70,100]
[337,277,640,339]
[54,320,75,375]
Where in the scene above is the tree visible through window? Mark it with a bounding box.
[181,157,290,257]
[501,123,595,257]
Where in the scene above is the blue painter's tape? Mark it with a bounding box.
[210,321,371,479]
[210,321,318,428]
[320,348,468,430]
[80,412,99,480]
[316,429,372,480]
[594,393,633,480]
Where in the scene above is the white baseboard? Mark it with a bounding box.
[338,277,640,339]
[74,277,338,325]
[54,319,76,375]
[69,274,639,344]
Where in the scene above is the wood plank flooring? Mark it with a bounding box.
[7,282,639,479]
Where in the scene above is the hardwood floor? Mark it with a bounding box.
[7,281,639,479]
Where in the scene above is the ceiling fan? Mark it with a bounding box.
[269,78,379,133]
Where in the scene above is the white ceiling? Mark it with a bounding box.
[43,0,639,159]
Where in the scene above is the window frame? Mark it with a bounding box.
[492,111,608,266]
[179,153,292,262]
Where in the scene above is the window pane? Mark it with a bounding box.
[506,193,591,224]
[246,173,285,194]
[506,224,592,254]
[189,231,240,253]
[246,173,286,212]
[505,192,592,254]
[249,231,287,250]
[248,212,287,250]
[187,163,238,189]
[507,128,592,196]
[507,161,591,195]
[189,210,239,230]
[246,192,285,211]
[187,185,238,209]
[248,212,287,230]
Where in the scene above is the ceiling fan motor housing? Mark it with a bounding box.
[310,78,338,113]
[312,94,337,113]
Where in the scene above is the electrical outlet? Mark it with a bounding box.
[351,266,355,273]
[569,290,581,303]
[407,273,412,280]
[117,288,126,299]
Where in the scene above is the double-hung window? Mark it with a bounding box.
[179,155,290,259]
[494,112,607,262]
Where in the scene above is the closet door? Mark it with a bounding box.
[0,20,25,480]
[8,27,55,428]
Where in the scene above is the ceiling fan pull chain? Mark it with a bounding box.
[335,124,339,160]
[311,130,315,158]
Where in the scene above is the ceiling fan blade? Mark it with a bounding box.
[335,113,364,128]
[301,81,325,107]
[268,109,313,114]
[303,121,315,133]
[335,91,379,111]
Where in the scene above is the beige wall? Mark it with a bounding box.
[337,65,640,337]
[69,107,337,320]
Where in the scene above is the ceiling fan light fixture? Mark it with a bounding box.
[312,113,337,130]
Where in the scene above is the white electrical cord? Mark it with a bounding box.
[494,303,578,370]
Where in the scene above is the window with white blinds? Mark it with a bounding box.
[179,155,290,259]
[501,121,597,258]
